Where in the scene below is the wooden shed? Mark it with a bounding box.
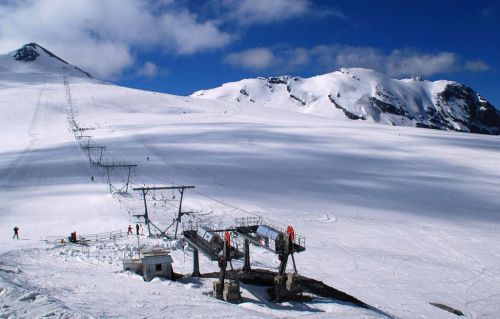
[121,249,174,282]
[141,249,174,281]
[122,258,142,273]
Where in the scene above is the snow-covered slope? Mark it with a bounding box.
[193,68,500,135]
[1,45,500,318]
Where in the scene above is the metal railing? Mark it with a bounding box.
[45,230,126,244]
[182,220,216,232]
[234,216,305,249]
[235,216,263,227]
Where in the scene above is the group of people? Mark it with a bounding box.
[127,223,143,235]
[12,223,146,240]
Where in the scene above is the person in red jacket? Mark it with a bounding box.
[13,226,19,239]
[127,225,132,235]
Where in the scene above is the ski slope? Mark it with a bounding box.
[1,64,500,318]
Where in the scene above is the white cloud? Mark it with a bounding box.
[214,0,344,25]
[224,45,487,78]
[308,45,458,77]
[311,45,385,71]
[386,50,457,77]
[222,0,310,25]
[464,60,490,72]
[158,10,231,55]
[136,62,159,78]
[288,48,310,67]
[225,48,275,70]
[0,0,231,78]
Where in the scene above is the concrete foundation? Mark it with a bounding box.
[213,280,241,303]
[286,273,301,294]
[223,280,242,303]
[213,280,223,299]
[274,273,302,301]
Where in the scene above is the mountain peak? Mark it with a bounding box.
[13,43,71,65]
[13,43,41,61]
[1,43,93,78]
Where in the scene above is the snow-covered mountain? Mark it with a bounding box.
[0,43,93,78]
[193,68,500,135]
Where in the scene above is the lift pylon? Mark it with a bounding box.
[102,163,137,193]
[132,185,194,238]
[81,145,106,165]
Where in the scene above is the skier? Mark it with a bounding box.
[127,225,133,235]
[91,176,94,182]
[135,224,140,235]
[13,226,19,239]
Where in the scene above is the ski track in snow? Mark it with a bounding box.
[0,79,47,190]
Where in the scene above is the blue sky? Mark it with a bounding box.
[1,0,498,106]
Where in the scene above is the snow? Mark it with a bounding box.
[1,48,500,318]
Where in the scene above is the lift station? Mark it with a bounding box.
[181,217,306,303]
[235,217,306,302]
[182,222,244,302]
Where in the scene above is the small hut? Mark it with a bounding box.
[142,249,174,281]
[122,258,142,273]
[122,249,174,282]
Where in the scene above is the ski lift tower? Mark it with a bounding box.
[81,145,106,166]
[101,162,137,193]
[235,217,306,301]
[132,185,195,238]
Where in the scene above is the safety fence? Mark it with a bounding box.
[235,216,305,249]
[45,230,126,244]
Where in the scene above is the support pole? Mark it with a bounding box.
[243,239,251,273]
[291,253,298,274]
[174,188,185,239]
[217,239,229,298]
[106,167,112,193]
[99,148,103,164]
[141,189,151,237]
[125,167,132,193]
[87,148,92,165]
[192,248,200,277]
